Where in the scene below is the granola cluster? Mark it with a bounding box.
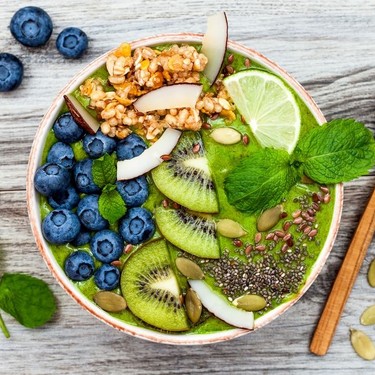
[79,43,235,140]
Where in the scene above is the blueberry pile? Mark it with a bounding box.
[34,112,155,290]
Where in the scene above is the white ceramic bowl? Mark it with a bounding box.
[26,33,343,345]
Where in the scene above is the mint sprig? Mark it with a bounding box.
[225,148,300,212]
[92,153,126,223]
[293,119,375,183]
[99,185,126,225]
[225,119,375,213]
[0,273,56,338]
[92,153,117,188]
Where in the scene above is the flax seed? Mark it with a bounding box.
[283,221,292,231]
[228,54,234,63]
[242,134,250,145]
[292,210,301,218]
[320,186,329,194]
[202,122,211,129]
[308,229,318,238]
[124,244,133,254]
[245,244,253,255]
[233,239,243,247]
[160,154,172,161]
[266,233,274,240]
[293,217,303,225]
[255,245,266,251]
[324,194,331,204]
[192,143,200,153]
[244,58,251,67]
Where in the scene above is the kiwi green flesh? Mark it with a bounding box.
[151,131,219,213]
[121,239,189,332]
[155,207,220,259]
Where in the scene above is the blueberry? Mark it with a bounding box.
[42,209,81,244]
[94,264,120,290]
[34,162,71,197]
[47,142,75,169]
[116,134,147,161]
[0,53,23,92]
[90,229,124,263]
[119,207,155,245]
[10,6,52,47]
[53,113,84,144]
[83,131,116,159]
[77,194,108,231]
[116,176,149,208]
[56,27,88,59]
[48,185,80,210]
[64,250,94,281]
[71,229,91,247]
[73,158,100,194]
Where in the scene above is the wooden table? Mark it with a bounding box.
[1,1,374,373]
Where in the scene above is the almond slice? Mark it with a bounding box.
[133,83,202,113]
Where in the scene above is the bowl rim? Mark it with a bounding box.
[26,32,343,345]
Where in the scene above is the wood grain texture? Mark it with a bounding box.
[0,0,374,374]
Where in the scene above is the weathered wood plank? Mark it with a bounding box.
[0,0,375,374]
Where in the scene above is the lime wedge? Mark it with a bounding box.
[223,70,301,153]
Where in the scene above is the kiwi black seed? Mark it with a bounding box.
[154,207,220,259]
[121,239,189,331]
[151,131,219,213]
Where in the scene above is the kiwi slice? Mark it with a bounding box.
[121,239,189,331]
[151,131,219,213]
[155,207,220,259]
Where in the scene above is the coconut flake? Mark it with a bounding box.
[117,128,182,180]
[133,84,202,113]
[189,279,254,329]
[201,11,228,84]
[64,94,100,134]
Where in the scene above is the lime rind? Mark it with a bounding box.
[223,70,301,153]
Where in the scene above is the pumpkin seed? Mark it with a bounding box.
[233,294,267,311]
[367,258,375,287]
[185,288,202,323]
[257,205,283,232]
[216,219,247,238]
[350,329,375,360]
[360,305,375,326]
[175,257,204,279]
[93,291,127,313]
[210,128,241,145]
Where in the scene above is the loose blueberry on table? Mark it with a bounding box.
[0,53,23,92]
[10,6,53,47]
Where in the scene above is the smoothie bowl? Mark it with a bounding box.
[27,14,343,344]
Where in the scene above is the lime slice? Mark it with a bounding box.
[223,70,301,153]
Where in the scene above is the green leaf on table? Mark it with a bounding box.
[224,148,300,213]
[92,153,117,188]
[0,273,56,329]
[98,187,126,224]
[293,119,375,183]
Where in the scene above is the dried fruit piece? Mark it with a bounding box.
[210,127,241,145]
[257,205,283,232]
[233,294,267,311]
[360,305,375,326]
[368,258,375,287]
[216,219,247,238]
[350,329,375,360]
[175,257,204,280]
[93,291,127,313]
[185,288,202,323]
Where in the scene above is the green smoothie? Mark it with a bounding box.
[39,44,335,335]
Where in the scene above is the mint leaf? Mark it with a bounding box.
[224,148,300,213]
[0,273,56,329]
[92,153,117,188]
[294,119,375,183]
[99,188,126,224]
